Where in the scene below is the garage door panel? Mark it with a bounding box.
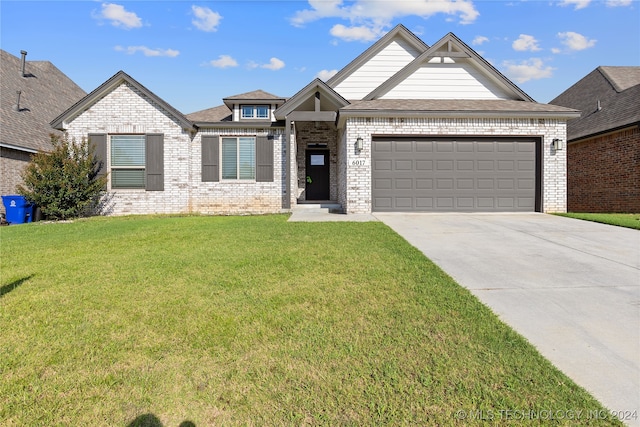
[372,137,538,212]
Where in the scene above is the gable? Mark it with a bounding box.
[51,71,193,131]
[366,33,533,102]
[378,60,513,100]
[327,24,428,101]
[332,37,425,100]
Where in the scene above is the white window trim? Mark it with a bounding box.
[240,105,270,120]
[221,136,256,181]
[109,134,146,190]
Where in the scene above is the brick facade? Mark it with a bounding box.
[340,116,569,214]
[567,126,640,213]
[62,82,571,217]
[64,82,286,216]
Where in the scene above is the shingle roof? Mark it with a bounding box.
[186,105,232,122]
[0,50,86,152]
[223,90,285,101]
[549,66,640,141]
[341,99,579,115]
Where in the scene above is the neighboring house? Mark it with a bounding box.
[51,25,579,216]
[550,66,640,213]
[0,49,86,212]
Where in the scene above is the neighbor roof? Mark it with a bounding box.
[0,49,86,153]
[550,66,640,141]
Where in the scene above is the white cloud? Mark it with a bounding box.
[502,58,554,83]
[97,3,142,29]
[557,31,596,51]
[114,45,179,57]
[317,69,338,81]
[330,24,380,42]
[192,5,222,32]
[558,0,591,10]
[261,57,285,71]
[290,0,479,42]
[606,0,632,6]
[248,57,285,70]
[472,36,489,46]
[512,34,541,52]
[209,55,237,68]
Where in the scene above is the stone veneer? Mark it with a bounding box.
[339,116,568,214]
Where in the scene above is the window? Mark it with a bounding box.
[221,137,255,180]
[110,135,145,188]
[241,105,269,119]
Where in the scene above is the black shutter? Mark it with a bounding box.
[201,134,219,182]
[256,135,274,182]
[145,134,164,191]
[88,133,107,189]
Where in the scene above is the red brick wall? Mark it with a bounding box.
[567,126,639,212]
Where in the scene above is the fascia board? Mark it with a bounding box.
[193,121,285,129]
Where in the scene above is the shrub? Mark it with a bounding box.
[17,134,108,220]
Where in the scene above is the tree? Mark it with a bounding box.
[18,134,108,220]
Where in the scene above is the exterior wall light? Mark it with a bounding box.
[355,137,364,151]
[552,139,564,151]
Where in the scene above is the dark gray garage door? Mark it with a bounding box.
[372,137,540,212]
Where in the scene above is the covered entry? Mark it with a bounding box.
[372,136,541,212]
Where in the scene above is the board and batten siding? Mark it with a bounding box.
[333,38,422,100]
[381,62,514,100]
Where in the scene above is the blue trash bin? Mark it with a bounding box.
[2,195,34,224]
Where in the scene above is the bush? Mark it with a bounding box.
[18,134,108,220]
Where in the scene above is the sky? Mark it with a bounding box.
[1,0,639,114]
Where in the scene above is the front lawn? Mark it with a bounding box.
[556,213,640,230]
[0,215,620,426]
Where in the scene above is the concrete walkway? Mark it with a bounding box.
[375,213,640,425]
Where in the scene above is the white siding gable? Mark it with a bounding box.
[333,37,422,100]
[380,60,515,100]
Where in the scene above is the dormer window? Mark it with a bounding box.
[241,105,269,119]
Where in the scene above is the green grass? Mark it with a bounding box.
[556,212,640,230]
[0,215,621,426]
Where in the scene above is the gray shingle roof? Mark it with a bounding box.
[0,50,86,152]
[186,105,232,122]
[549,66,640,141]
[223,90,285,101]
[341,99,579,115]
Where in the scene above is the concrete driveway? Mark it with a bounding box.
[375,213,639,424]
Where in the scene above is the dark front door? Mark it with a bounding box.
[305,150,330,200]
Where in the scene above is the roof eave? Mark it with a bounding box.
[337,109,582,128]
[193,120,286,129]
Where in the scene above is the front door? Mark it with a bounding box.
[305,150,330,200]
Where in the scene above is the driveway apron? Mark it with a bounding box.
[375,213,640,424]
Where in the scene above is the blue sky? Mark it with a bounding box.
[1,1,638,114]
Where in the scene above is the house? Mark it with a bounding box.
[0,50,86,212]
[50,25,580,216]
[549,66,640,213]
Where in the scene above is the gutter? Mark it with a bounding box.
[0,142,39,154]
